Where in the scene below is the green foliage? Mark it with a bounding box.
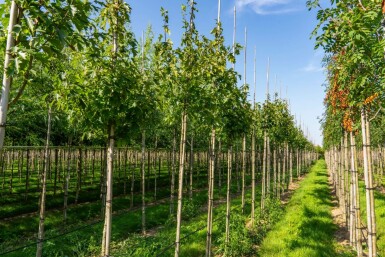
[182,198,200,220]
[310,0,385,148]
[0,0,94,96]
[217,213,254,257]
[252,198,284,245]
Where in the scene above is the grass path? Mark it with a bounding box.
[258,160,354,257]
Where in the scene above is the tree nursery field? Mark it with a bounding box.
[0,0,385,257]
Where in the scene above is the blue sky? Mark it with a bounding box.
[130,0,327,146]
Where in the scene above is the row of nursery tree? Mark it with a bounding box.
[0,0,317,256]
[309,0,385,256]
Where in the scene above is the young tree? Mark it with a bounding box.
[0,0,92,149]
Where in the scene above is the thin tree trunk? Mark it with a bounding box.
[218,140,222,188]
[361,109,376,257]
[36,105,52,257]
[141,130,146,235]
[100,148,107,217]
[267,136,271,197]
[236,145,240,193]
[189,136,194,199]
[25,149,30,200]
[147,148,150,195]
[262,131,267,210]
[175,110,187,257]
[297,149,299,178]
[277,147,281,198]
[288,145,293,184]
[205,128,216,257]
[344,143,350,231]
[225,143,232,248]
[130,151,135,209]
[339,137,346,223]
[101,123,115,257]
[64,148,71,222]
[75,147,83,204]
[350,132,363,256]
[10,149,14,194]
[123,148,127,195]
[154,137,158,200]
[170,128,176,215]
[241,134,246,214]
[282,142,286,195]
[54,149,58,196]
[251,128,256,225]
[273,148,277,198]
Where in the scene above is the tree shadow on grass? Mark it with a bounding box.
[286,205,346,257]
[309,187,334,208]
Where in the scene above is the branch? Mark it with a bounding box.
[358,0,367,11]
[8,55,34,109]
[369,106,383,121]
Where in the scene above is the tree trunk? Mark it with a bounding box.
[241,134,246,214]
[10,149,14,194]
[36,105,52,257]
[262,131,267,210]
[75,148,83,204]
[350,132,363,256]
[147,148,150,195]
[130,151,135,209]
[124,148,128,195]
[267,136,271,197]
[154,137,158,200]
[273,148,277,198]
[189,136,194,199]
[277,147,281,198]
[218,140,222,188]
[236,145,240,193]
[25,149,30,200]
[225,143,232,248]
[289,146,293,184]
[251,128,256,225]
[339,137,346,223]
[205,128,216,257]
[100,148,107,217]
[175,110,187,257]
[282,142,286,195]
[101,123,115,257]
[170,128,176,215]
[361,109,377,257]
[344,137,350,229]
[54,149,58,196]
[141,130,146,235]
[64,148,71,222]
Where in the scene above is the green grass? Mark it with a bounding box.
[374,189,385,257]
[258,160,355,257]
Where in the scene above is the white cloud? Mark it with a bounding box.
[301,63,324,72]
[236,0,300,15]
[300,50,325,72]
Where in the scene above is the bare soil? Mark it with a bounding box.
[280,176,304,205]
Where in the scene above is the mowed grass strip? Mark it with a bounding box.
[258,160,354,257]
